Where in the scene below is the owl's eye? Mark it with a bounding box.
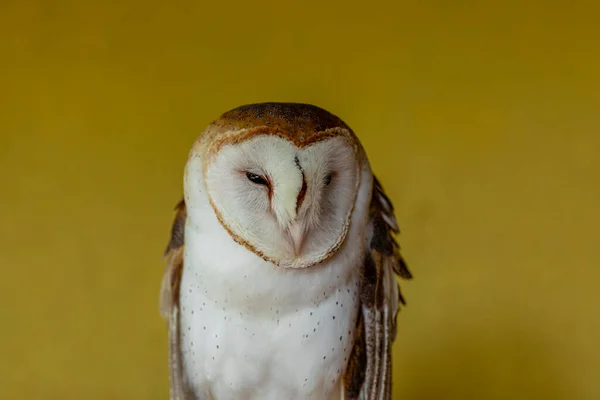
[323,173,333,186]
[246,172,269,186]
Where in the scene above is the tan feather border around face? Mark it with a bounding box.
[203,126,362,164]
[197,126,364,269]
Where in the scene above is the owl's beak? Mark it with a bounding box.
[288,222,305,256]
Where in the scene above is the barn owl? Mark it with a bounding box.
[159,102,412,400]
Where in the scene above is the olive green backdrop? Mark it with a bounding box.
[1,1,599,399]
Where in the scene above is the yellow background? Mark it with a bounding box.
[1,1,599,399]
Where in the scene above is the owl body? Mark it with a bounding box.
[160,103,412,400]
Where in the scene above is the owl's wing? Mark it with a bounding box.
[159,199,194,400]
[344,176,412,400]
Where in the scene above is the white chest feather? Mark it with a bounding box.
[179,213,365,400]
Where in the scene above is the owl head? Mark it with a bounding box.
[184,103,369,269]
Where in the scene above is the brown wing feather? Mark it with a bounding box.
[159,199,194,400]
[344,176,412,399]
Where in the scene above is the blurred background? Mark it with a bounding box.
[1,0,599,399]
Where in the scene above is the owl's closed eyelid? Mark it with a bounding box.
[245,171,269,185]
[240,169,273,202]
